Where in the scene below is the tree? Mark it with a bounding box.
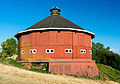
[1,38,18,58]
[92,42,120,71]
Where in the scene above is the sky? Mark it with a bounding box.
[0,0,120,54]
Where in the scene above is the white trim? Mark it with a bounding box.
[15,27,95,36]
[21,50,24,54]
[46,49,54,53]
[91,39,92,47]
[90,50,92,54]
[30,49,33,54]
[65,49,72,53]
[80,49,86,54]
[32,49,37,54]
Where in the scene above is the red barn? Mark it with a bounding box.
[15,7,98,77]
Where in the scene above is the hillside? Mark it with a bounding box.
[0,63,119,84]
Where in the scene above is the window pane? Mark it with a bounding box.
[51,50,53,52]
[81,50,83,52]
[30,50,32,54]
[69,49,72,52]
[33,50,36,52]
[47,50,49,52]
[65,49,68,52]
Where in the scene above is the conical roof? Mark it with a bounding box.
[26,15,84,30]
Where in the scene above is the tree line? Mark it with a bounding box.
[92,42,120,71]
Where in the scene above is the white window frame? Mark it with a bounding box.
[91,40,92,47]
[65,49,72,53]
[80,49,86,54]
[90,50,92,54]
[46,49,54,53]
[21,50,24,54]
[32,49,37,54]
[30,49,33,54]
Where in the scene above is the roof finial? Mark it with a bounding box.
[50,6,61,15]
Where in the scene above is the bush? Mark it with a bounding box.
[1,38,17,58]
[0,57,24,68]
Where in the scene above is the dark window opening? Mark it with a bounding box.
[81,50,83,52]
[47,50,49,52]
[65,50,68,52]
[31,62,49,72]
[69,49,72,52]
[51,50,53,52]
[33,50,36,53]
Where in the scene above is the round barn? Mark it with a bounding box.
[15,7,99,77]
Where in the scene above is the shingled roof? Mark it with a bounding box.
[26,15,84,30]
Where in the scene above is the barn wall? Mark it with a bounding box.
[73,32,92,59]
[18,31,92,61]
[49,60,99,77]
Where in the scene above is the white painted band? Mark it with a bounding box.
[15,27,95,36]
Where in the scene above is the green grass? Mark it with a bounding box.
[76,64,120,83]
[0,57,120,83]
[96,64,120,83]
[29,65,48,73]
[0,57,24,68]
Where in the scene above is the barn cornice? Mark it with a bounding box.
[14,27,95,38]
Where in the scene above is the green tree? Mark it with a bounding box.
[1,38,18,58]
[92,42,120,71]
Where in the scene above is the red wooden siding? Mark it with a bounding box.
[18,31,92,61]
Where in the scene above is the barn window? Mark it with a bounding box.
[32,49,37,54]
[30,49,37,54]
[65,49,68,52]
[80,49,86,54]
[30,49,33,54]
[21,50,24,54]
[46,49,54,53]
[65,49,72,53]
[51,49,54,52]
[46,50,49,53]
[90,50,92,54]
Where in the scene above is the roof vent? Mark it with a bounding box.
[50,6,61,15]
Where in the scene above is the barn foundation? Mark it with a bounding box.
[49,60,98,77]
[18,60,99,77]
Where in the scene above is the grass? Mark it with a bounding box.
[29,65,49,73]
[0,57,24,68]
[96,64,120,83]
[0,57,120,83]
[75,64,120,83]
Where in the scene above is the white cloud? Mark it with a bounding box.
[110,48,120,55]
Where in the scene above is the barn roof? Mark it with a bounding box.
[26,15,84,30]
[15,6,95,38]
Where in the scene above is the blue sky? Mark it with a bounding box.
[0,0,120,54]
